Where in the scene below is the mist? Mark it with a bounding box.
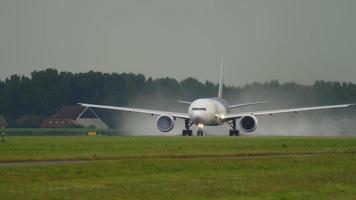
[117,82,356,136]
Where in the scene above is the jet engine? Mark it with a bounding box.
[239,115,258,132]
[156,115,175,132]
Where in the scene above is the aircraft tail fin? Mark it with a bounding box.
[218,57,224,98]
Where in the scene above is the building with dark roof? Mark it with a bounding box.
[0,115,7,128]
[41,106,108,129]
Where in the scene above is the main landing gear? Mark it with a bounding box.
[182,119,193,136]
[227,119,239,136]
[183,120,239,136]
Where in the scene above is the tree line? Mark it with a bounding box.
[0,68,355,128]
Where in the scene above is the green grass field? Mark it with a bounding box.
[1,136,356,200]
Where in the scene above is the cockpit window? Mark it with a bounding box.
[192,107,206,111]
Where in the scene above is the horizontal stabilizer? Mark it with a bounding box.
[229,100,269,109]
[177,100,192,105]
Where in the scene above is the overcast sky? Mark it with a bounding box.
[0,0,355,86]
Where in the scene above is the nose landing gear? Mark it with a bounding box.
[227,119,239,136]
[197,129,203,136]
[197,123,204,136]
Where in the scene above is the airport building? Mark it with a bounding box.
[41,106,108,129]
[0,115,7,128]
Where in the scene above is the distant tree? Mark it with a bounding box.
[181,77,206,100]
[0,68,356,128]
[18,115,46,128]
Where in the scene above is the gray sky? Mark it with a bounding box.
[0,0,355,86]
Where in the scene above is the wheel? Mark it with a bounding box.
[229,130,239,136]
[182,130,187,136]
[229,130,234,136]
[183,130,193,136]
[197,130,203,136]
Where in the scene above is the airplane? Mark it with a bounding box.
[79,58,353,136]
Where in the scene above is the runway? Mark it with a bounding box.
[1,151,354,168]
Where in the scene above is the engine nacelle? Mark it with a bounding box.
[156,115,175,132]
[239,115,258,132]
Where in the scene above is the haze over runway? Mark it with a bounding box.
[0,0,355,86]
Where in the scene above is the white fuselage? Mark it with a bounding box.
[188,98,229,126]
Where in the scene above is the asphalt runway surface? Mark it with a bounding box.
[0,151,354,168]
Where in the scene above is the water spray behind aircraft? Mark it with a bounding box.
[79,58,354,136]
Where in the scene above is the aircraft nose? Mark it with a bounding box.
[190,112,203,123]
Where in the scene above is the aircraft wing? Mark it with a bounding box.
[224,103,353,120]
[78,103,190,119]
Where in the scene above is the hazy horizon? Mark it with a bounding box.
[1,0,355,87]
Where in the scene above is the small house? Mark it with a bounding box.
[41,106,108,129]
